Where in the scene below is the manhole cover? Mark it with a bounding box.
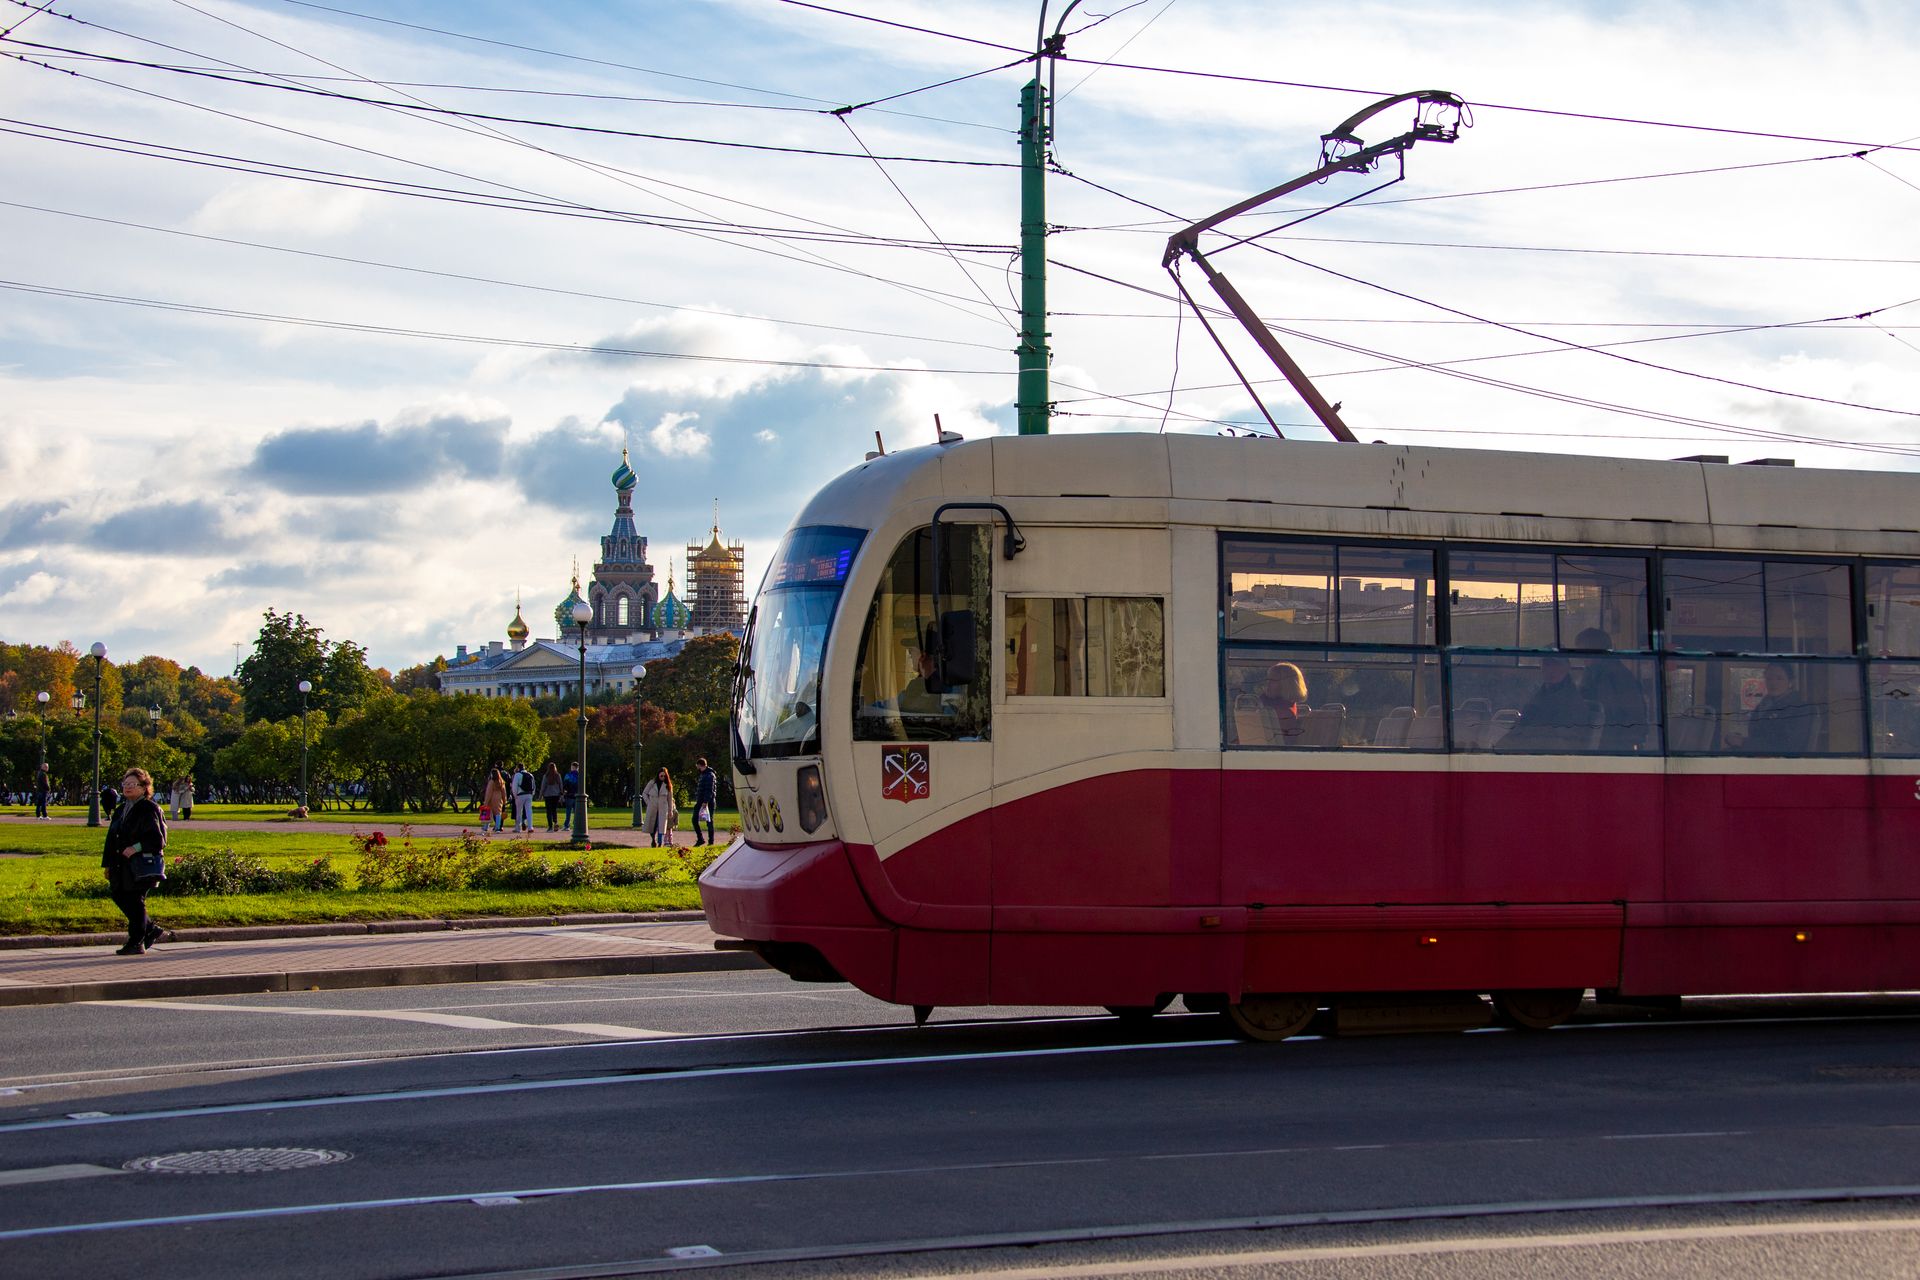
[124,1148,352,1175]
[1817,1065,1920,1081]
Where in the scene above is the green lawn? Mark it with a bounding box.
[0,848,706,935]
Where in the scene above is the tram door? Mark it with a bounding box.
[847,523,997,1001]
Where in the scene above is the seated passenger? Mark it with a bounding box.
[1257,661,1309,744]
[1574,627,1648,751]
[1499,655,1594,752]
[1740,662,1816,753]
[896,647,947,716]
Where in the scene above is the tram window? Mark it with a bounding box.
[1223,648,1440,750]
[1661,656,1864,756]
[1224,542,1333,643]
[1007,596,1165,698]
[1866,565,1920,657]
[1448,551,1556,649]
[1338,547,1435,646]
[1764,561,1851,654]
[1869,661,1920,757]
[1557,555,1651,650]
[850,525,992,743]
[1663,557,1851,654]
[1449,653,1658,754]
[1664,558,1764,652]
[1224,540,1435,647]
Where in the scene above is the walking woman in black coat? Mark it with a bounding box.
[102,766,171,956]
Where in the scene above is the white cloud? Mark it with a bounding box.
[0,571,61,608]
[190,182,369,239]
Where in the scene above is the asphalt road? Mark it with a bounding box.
[4,976,1920,1278]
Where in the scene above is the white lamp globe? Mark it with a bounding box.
[89,641,106,659]
[572,601,593,626]
[297,680,313,694]
[631,664,647,680]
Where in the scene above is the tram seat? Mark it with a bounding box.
[1373,705,1417,747]
[1403,712,1445,750]
[1454,699,1493,751]
[1230,701,1268,746]
[1668,707,1718,753]
[1301,706,1345,747]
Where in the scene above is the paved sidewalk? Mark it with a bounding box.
[0,915,758,1007]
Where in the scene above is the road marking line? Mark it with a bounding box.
[105,1000,585,1033]
[0,1164,124,1187]
[6,1176,1920,1246]
[546,1023,676,1039]
[0,1039,1243,1134]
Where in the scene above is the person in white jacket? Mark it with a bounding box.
[640,767,677,848]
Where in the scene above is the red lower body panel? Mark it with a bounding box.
[700,766,1920,1007]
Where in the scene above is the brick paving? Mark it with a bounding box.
[0,917,755,1006]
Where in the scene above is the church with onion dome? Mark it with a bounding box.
[437,447,743,700]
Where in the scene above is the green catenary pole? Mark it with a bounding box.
[1017,78,1051,435]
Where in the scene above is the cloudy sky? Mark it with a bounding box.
[4,0,1919,673]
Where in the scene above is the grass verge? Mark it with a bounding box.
[0,849,707,935]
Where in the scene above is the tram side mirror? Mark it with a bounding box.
[926,613,976,692]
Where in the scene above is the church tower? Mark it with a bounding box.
[685,502,747,634]
[587,448,658,642]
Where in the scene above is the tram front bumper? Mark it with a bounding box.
[698,838,893,993]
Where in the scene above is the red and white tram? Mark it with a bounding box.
[699,433,1920,1038]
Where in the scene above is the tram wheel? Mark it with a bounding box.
[1490,988,1585,1031]
[1224,994,1319,1042]
[1104,994,1175,1024]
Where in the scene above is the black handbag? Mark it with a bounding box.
[128,850,165,882]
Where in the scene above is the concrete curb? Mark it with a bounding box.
[0,948,763,1007]
[0,910,712,950]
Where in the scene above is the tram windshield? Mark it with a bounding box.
[736,526,864,759]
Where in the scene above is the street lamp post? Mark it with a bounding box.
[35,690,48,768]
[297,679,312,817]
[629,663,648,827]
[570,601,593,844]
[147,705,161,737]
[86,641,106,828]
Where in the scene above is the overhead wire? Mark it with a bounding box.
[0,278,1010,378]
[273,0,1008,131]
[0,199,1011,351]
[7,0,1026,317]
[1048,258,1920,457]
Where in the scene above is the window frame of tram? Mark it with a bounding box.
[849,524,993,744]
[1218,533,1905,758]
[1220,535,1442,750]
[1659,552,1867,758]
[1005,595,1166,698]
[1867,562,1920,757]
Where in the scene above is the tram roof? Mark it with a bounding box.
[799,435,1920,549]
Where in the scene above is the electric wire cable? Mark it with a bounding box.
[0,199,1011,352]
[0,278,1011,379]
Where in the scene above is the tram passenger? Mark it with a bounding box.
[897,645,946,716]
[1737,662,1817,753]
[1255,661,1309,744]
[1574,628,1648,751]
[1499,655,1593,751]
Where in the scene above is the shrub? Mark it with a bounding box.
[291,856,347,892]
[57,875,113,899]
[157,848,289,896]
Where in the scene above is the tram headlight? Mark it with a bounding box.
[796,765,827,833]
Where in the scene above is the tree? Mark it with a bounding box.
[393,656,447,694]
[639,633,739,720]
[236,610,330,723]
[321,639,387,715]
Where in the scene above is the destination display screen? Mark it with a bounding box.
[766,526,863,589]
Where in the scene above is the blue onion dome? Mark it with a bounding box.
[553,567,587,633]
[611,447,637,492]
